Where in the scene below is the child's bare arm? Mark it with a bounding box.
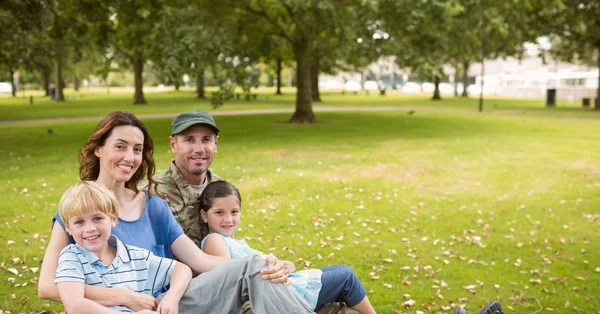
[201,234,232,259]
[170,234,229,273]
[57,282,122,314]
[156,262,192,314]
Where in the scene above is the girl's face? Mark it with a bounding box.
[201,195,241,237]
[95,125,144,184]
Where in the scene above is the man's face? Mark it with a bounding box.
[170,124,219,182]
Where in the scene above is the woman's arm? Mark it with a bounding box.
[38,222,157,311]
[170,234,229,273]
[57,282,121,314]
[38,222,70,301]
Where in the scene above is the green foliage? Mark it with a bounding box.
[381,0,542,86]
[210,82,236,108]
[0,0,48,83]
[543,0,600,66]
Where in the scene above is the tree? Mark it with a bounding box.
[102,0,166,104]
[382,0,543,105]
[207,0,374,123]
[544,0,600,109]
[153,3,237,99]
[381,0,464,100]
[0,0,47,97]
[255,36,293,96]
[43,0,105,101]
[24,39,53,96]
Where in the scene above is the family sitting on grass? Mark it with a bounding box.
[38,110,503,314]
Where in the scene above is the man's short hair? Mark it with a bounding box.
[58,181,118,226]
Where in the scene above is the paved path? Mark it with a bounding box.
[0,106,414,125]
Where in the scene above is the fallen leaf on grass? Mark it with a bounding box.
[402,299,416,308]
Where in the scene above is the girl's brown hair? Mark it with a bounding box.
[198,180,242,240]
[79,111,157,194]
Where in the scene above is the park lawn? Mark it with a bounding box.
[1,87,597,122]
[0,98,599,313]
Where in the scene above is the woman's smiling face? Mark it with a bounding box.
[95,125,144,183]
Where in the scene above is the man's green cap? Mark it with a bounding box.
[171,110,220,135]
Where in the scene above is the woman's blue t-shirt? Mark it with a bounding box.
[52,193,183,259]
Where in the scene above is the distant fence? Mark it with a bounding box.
[498,87,596,103]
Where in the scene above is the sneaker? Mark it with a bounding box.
[474,301,504,314]
[452,307,467,314]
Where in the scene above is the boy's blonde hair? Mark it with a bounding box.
[58,181,118,226]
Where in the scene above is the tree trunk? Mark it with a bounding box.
[453,65,459,97]
[9,69,16,97]
[132,56,147,104]
[196,67,205,99]
[54,41,65,101]
[276,56,282,95]
[290,40,316,123]
[454,78,459,96]
[174,80,180,91]
[461,61,470,97]
[41,68,50,96]
[595,49,600,110]
[432,76,442,100]
[311,57,322,102]
[73,74,80,91]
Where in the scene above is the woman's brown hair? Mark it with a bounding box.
[79,111,157,195]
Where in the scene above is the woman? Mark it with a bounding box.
[38,111,313,313]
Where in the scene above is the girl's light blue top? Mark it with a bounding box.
[201,233,322,309]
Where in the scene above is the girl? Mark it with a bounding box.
[199,180,377,314]
[38,111,313,314]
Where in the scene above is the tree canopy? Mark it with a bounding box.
[3,0,599,115]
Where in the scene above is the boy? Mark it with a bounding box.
[54,181,192,313]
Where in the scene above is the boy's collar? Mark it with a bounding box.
[74,235,130,266]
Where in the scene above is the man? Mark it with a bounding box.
[142,110,221,247]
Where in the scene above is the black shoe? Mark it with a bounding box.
[474,301,503,314]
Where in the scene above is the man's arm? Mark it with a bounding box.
[201,234,291,284]
[38,222,156,311]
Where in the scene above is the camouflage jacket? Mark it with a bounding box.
[140,161,221,247]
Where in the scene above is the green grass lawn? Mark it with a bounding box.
[0,91,599,313]
[1,86,597,122]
